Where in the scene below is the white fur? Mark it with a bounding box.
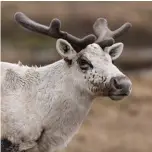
[1,39,127,152]
[105,43,124,60]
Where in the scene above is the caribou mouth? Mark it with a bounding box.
[102,87,130,100]
[109,95,126,101]
[108,92,130,101]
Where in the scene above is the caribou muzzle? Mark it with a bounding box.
[108,76,132,100]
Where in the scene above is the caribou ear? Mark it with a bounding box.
[56,39,77,61]
[105,43,124,60]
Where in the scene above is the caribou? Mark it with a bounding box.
[1,12,132,152]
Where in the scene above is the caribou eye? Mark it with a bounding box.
[79,59,88,66]
[77,58,93,71]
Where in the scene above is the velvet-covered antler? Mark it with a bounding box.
[93,18,132,48]
[14,12,96,52]
[15,12,131,51]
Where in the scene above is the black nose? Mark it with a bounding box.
[110,76,132,95]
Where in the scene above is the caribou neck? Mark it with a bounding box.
[37,59,94,110]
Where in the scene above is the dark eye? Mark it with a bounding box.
[78,59,93,71]
[79,59,88,66]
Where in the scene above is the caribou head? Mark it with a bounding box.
[15,12,132,100]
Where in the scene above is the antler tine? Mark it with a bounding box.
[112,22,132,38]
[14,12,96,52]
[93,18,132,48]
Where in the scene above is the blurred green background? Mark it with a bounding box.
[1,2,152,152]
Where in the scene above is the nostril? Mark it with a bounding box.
[111,77,132,91]
[113,78,122,90]
[112,78,123,90]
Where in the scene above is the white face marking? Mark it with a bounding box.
[70,43,125,96]
[56,39,131,99]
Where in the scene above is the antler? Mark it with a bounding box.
[15,12,132,51]
[14,12,96,52]
[93,18,132,48]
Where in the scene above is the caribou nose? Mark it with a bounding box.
[110,76,132,95]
